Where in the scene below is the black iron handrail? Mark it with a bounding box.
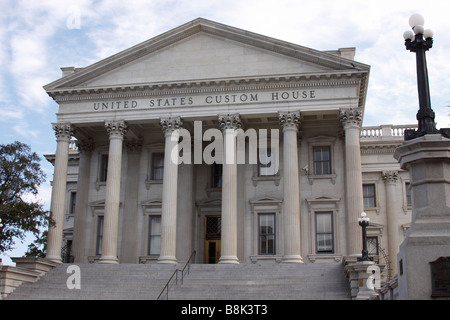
[156,250,196,300]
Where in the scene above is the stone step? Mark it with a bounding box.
[5,262,350,300]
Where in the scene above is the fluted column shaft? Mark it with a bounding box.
[46,123,73,263]
[279,112,303,263]
[340,108,364,256]
[383,170,399,277]
[72,140,94,263]
[99,120,127,264]
[218,114,240,264]
[158,117,182,264]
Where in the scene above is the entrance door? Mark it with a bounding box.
[205,216,221,264]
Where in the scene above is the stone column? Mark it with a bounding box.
[218,114,240,264]
[72,140,94,263]
[340,108,364,256]
[382,170,400,278]
[121,140,142,263]
[279,112,303,263]
[46,122,73,263]
[158,117,182,264]
[99,120,128,264]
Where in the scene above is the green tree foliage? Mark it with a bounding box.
[0,141,52,256]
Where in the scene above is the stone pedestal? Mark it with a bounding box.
[344,258,383,300]
[394,134,450,300]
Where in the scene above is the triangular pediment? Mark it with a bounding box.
[44,18,369,93]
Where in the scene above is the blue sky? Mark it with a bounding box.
[1,0,450,263]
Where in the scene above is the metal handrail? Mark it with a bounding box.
[156,250,196,300]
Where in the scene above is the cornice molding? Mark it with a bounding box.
[48,72,363,104]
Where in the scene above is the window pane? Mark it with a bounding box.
[100,154,108,181]
[212,164,223,188]
[96,216,104,255]
[315,212,333,253]
[151,153,164,180]
[363,184,376,208]
[405,182,412,206]
[259,214,275,255]
[313,146,331,175]
[148,216,161,255]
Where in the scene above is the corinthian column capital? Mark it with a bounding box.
[382,170,399,184]
[105,120,128,138]
[340,108,362,129]
[218,114,241,131]
[52,122,74,141]
[160,117,183,134]
[279,111,300,131]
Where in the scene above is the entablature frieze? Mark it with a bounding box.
[47,71,365,104]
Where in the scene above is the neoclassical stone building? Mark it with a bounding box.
[43,19,414,276]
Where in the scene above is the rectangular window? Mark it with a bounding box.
[99,154,108,182]
[405,182,412,206]
[313,146,331,175]
[95,215,104,255]
[363,184,376,208]
[211,164,223,188]
[148,215,161,255]
[367,236,379,256]
[151,153,164,180]
[69,192,76,214]
[258,213,276,255]
[315,212,334,253]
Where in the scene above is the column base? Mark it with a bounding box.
[282,255,304,263]
[98,256,119,264]
[218,256,239,264]
[44,255,62,264]
[157,256,178,264]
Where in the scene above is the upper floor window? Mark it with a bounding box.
[99,154,108,182]
[363,184,376,208]
[313,146,331,175]
[151,153,164,180]
[405,182,412,206]
[211,164,223,188]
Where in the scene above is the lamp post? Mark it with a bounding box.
[357,212,373,262]
[403,14,450,140]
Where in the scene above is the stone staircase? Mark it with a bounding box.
[169,263,350,300]
[5,262,350,300]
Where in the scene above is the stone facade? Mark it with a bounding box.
[42,19,414,276]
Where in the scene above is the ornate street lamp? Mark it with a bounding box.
[403,14,450,140]
[357,212,373,262]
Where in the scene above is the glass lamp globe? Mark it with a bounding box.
[409,13,425,28]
